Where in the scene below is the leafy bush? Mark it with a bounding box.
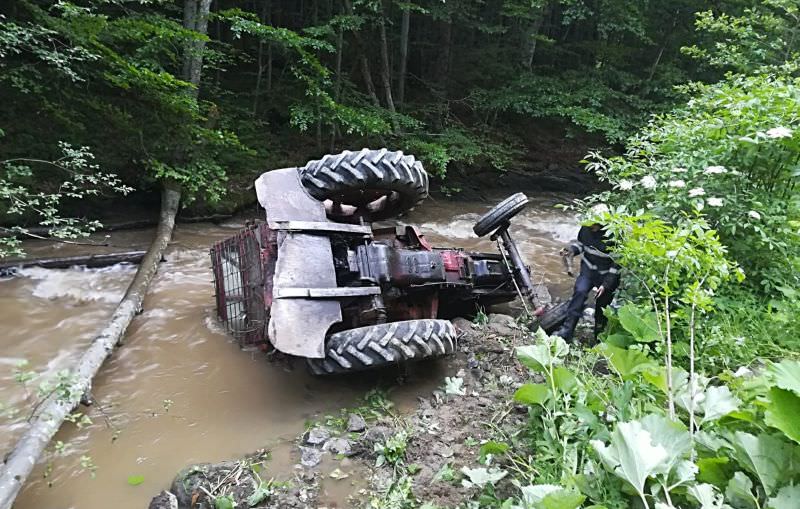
[499,330,800,509]
[585,74,800,292]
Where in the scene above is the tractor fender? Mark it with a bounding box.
[255,168,341,358]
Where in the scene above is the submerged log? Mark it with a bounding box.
[0,183,182,509]
[0,251,147,276]
[2,213,234,239]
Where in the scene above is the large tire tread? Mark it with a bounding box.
[300,148,428,221]
[307,319,457,375]
[473,193,529,237]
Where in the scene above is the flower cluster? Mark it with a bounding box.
[765,126,793,139]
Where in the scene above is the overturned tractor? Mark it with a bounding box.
[211,149,552,374]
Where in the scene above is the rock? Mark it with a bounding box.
[305,426,331,445]
[323,437,354,456]
[432,442,454,458]
[451,317,473,334]
[361,425,391,448]
[148,491,178,509]
[300,446,323,468]
[347,413,366,432]
[171,463,213,508]
[487,313,518,336]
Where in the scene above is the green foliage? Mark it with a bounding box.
[126,475,145,486]
[0,142,132,258]
[504,328,800,509]
[587,74,800,292]
[682,0,800,74]
[375,430,409,468]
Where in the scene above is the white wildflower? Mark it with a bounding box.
[708,197,723,207]
[766,126,793,139]
[669,180,686,188]
[704,165,727,174]
[618,179,634,191]
[748,210,761,220]
[689,187,705,197]
[694,199,704,211]
[590,203,610,216]
[640,175,657,189]
[733,366,752,378]
[672,167,688,173]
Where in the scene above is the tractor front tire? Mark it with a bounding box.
[473,192,529,237]
[299,148,428,221]
[307,319,457,375]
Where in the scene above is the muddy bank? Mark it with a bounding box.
[153,314,595,508]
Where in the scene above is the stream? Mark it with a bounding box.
[0,192,578,509]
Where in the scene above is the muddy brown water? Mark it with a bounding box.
[0,193,577,509]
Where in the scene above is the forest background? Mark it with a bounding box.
[2,1,800,508]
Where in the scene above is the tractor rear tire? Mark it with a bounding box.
[307,319,457,375]
[299,149,428,221]
[473,193,529,237]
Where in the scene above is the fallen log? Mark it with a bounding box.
[1,212,234,239]
[0,251,147,277]
[0,183,182,509]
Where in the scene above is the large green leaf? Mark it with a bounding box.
[596,343,655,380]
[461,466,507,488]
[514,383,550,406]
[617,304,661,343]
[765,388,800,444]
[730,432,793,496]
[479,441,510,464]
[539,488,585,509]
[553,366,578,393]
[518,485,585,509]
[697,457,734,488]
[725,471,757,509]
[768,360,800,396]
[768,485,800,509]
[591,420,670,497]
[640,414,691,475]
[701,386,741,424]
[687,483,733,509]
[516,330,568,373]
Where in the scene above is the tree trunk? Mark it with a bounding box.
[434,19,452,96]
[0,1,213,504]
[330,21,343,151]
[433,19,452,129]
[525,11,544,70]
[397,7,410,108]
[0,184,181,509]
[182,0,197,80]
[0,251,147,276]
[378,1,396,119]
[360,54,380,107]
[189,0,213,89]
[343,0,380,107]
[253,0,271,115]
